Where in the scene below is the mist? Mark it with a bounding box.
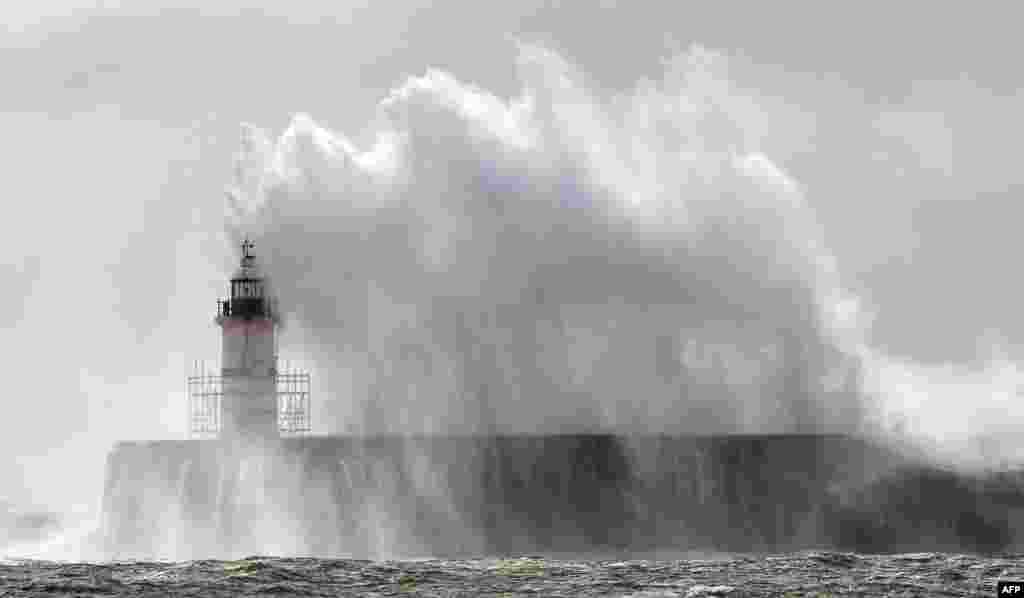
[229,46,863,441]
[4,1,1024,559]
[227,44,1018,471]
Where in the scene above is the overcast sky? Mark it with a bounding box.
[2,1,1022,513]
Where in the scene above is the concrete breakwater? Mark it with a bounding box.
[99,434,1024,560]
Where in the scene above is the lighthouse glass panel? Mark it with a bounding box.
[233,280,263,299]
[230,280,267,318]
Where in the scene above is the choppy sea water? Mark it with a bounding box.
[1,551,1022,597]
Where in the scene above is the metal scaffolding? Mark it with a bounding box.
[187,361,312,438]
[187,361,222,438]
[277,364,312,435]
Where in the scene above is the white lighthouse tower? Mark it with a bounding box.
[217,238,278,443]
[188,239,311,443]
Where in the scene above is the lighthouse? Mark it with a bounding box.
[216,238,278,443]
[187,239,310,444]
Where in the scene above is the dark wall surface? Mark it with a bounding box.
[99,434,1024,560]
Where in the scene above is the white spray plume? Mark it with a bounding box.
[222,44,1023,471]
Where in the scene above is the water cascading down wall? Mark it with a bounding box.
[101,434,1024,560]
[101,45,1024,559]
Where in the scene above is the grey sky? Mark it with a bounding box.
[2,1,1021,513]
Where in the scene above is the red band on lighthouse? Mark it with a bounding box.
[222,319,274,335]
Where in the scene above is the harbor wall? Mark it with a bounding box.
[99,434,1024,560]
